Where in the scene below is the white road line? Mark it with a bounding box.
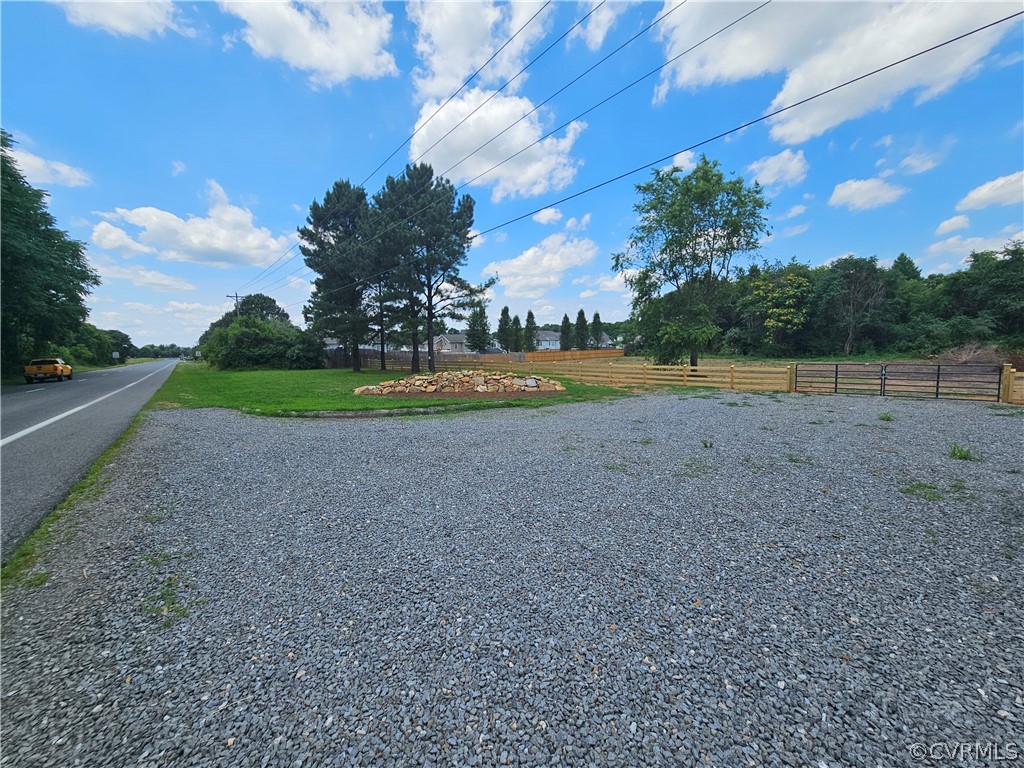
[0,363,175,448]
[24,388,45,394]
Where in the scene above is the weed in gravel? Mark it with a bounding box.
[143,550,173,568]
[901,483,943,501]
[723,401,753,407]
[679,458,711,478]
[143,575,190,627]
[878,412,894,422]
[925,528,940,545]
[604,462,627,472]
[785,453,814,465]
[807,419,825,425]
[949,443,976,460]
[1009,468,1022,475]
[639,437,655,445]
[701,439,713,449]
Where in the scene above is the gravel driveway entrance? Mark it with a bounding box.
[2,392,1022,767]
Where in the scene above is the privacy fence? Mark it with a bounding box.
[336,350,1024,405]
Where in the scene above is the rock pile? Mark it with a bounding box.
[354,370,566,395]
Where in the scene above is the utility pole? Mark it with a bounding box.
[227,293,242,317]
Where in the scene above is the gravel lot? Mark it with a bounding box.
[2,391,1022,767]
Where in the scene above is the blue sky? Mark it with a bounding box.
[2,1,1022,347]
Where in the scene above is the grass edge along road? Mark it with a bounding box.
[148,362,625,416]
[0,415,145,590]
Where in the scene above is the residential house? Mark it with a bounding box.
[537,330,561,350]
[435,333,468,354]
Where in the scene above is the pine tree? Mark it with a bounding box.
[574,309,589,350]
[497,306,512,352]
[591,312,604,348]
[510,315,524,352]
[523,310,539,352]
[559,314,573,351]
[465,304,491,353]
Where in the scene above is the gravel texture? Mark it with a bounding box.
[2,391,1023,767]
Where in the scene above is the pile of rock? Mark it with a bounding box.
[354,370,566,395]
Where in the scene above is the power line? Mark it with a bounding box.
[278,9,1021,311]
[410,1,607,166]
[457,0,771,191]
[359,0,552,189]
[436,0,691,181]
[475,10,1024,236]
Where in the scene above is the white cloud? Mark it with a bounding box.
[929,229,1024,259]
[595,272,633,294]
[565,213,591,231]
[654,3,1017,143]
[875,135,894,149]
[219,1,397,88]
[828,178,908,211]
[780,204,807,220]
[570,0,630,51]
[92,259,196,293]
[782,223,810,237]
[747,149,808,189]
[469,229,486,247]
[54,0,193,38]
[935,215,969,235]
[99,180,295,268]
[171,160,187,177]
[956,171,1024,210]
[579,289,597,299]
[532,208,563,225]
[408,0,550,101]
[91,222,155,255]
[898,152,941,175]
[482,233,598,299]
[410,89,585,202]
[663,150,696,172]
[9,148,90,187]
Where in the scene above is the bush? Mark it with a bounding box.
[202,316,323,370]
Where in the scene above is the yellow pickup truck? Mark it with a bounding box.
[24,358,74,384]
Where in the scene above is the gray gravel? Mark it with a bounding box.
[2,391,1023,767]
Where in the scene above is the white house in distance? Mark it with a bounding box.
[537,331,560,350]
[434,333,468,354]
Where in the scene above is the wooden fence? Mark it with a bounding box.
[523,349,624,362]
[347,354,1024,404]
[1003,364,1024,404]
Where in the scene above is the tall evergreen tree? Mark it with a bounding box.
[496,306,512,352]
[510,315,524,353]
[523,310,539,352]
[590,312,604,348]
[574,309,590,350]
[1,130,99,371]
[465,303,491,353]
[299,180,371,371]
[559,313,573,351]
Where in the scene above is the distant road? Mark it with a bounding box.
[1,360,177,563]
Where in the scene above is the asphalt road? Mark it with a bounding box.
[0,360,177,564]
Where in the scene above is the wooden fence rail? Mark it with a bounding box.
[355,356,1024,404]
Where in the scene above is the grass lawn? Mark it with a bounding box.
[148,362,624,415]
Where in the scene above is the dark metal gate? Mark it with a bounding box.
[795,363,1002,402]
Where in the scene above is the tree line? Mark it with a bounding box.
[615,155,1023,364]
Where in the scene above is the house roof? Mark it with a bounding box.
[435,333,466,343]
[537,331,560,341]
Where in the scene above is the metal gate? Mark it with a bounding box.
[795,363,1002,402]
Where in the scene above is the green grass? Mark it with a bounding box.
[901,482,944,501]
[1,414,145,591]
[148,363,624,415]
[948,442,977,461]
[878,412,894,422]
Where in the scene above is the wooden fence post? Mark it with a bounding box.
[642,363,648,387]
[787,364,796,393]
[683,364,689,388]
[1000,363,1013,403]
[608,362,613,385]
[729,365,735,390]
